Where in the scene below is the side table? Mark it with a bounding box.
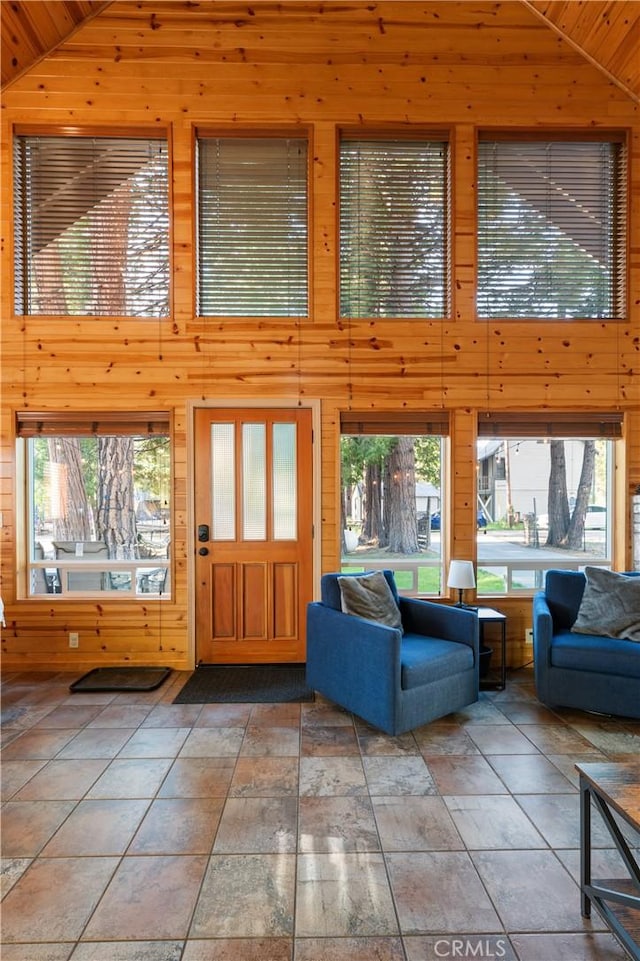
[575,761,640,961]
[477,607,506,691]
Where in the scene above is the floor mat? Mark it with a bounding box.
[173,664,314,704]
[70,666,172,693]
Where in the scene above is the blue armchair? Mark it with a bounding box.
[533,569,640,719]
[306,570,479,735]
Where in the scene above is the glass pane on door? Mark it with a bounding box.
[273,422,297,540]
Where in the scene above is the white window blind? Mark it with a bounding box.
[197,136,308,317]
[477,137,626,320]
[13,134,169,317]
[340,137,449,319]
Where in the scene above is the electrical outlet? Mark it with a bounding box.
[525,628,533,644]
[69,632,79,648]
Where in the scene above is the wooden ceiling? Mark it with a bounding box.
[1,0,639,102]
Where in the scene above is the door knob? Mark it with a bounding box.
[198,547,209,556]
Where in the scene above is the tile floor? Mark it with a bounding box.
[1,667,639,961]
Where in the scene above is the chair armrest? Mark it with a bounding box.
[532,591,553,664]
[307,602,402,683]
[399,598,478,652]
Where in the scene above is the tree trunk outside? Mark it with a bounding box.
[96,437,138,558]
[566,440,596,549]
[362,461,382,543]
[386,436,419,553]
[545,440,570,546]
[48,438,93,540]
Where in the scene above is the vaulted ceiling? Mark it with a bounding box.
[1,0,639,102]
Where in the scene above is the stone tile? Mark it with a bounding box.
[517,724,603,756]
[178,727,245,757]
[372,796,464,851]
[363,755,437,796]
[472,849,600,932]
[228,756,298,797]
[239,725,300,757]
[83,855,208,941]
[386,851,502,934]
[299,796,380,852]
[515,793,615,849]
[1,800,77,857]
[510,932,628,960]
[158,756,235,798]
[301,724,360,755]
[14,759,109,800]
[1,729,77,760]
[299,756,368,796]
[70,944,184,961]
[356,726,420,756]
[1,946,75,961]
[445,793,548,849]
[84,757,172,799]
[33,705,104,728]
[41,799,150,856]
[193,704,252,727]
[56,728,136,759]
[488,752,577,794]
[295,937,405,960]
[296,852,398,937]
[405,935,518,960]
[117,727,190,758]
[465,724,541,755]
[1,857,32,897]
[0,759,48,799]
[213,796,298,853]
[182,939,292,961]
[190,854,295,938]
[129,797,224,854]
[414,724,480,755]
[426,754,508,795]
[141,703,203,727]
[1,856,117,942]
[249,703,302,727]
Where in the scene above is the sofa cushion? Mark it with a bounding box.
[551,629,640,679]
[571,567,640,641]
[338,570,403,633]
[401,634,474,689]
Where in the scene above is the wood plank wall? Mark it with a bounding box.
[1,0,638,672]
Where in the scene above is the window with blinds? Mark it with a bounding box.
[197,135,308,317]
[13,133,170,317]
[477,136,627,320]
[18,411,172,599]
[339,136,449,319]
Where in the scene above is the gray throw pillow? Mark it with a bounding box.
[338,571,403,633]
[571,567,640,641]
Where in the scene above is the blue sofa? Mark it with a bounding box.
[306,570,479,735]
[533,569,640,719]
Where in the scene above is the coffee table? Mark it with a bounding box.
[575,761,640,960]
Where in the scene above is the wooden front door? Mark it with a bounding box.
[194,408,313,664]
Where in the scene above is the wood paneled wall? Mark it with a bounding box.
[1,1,638,672]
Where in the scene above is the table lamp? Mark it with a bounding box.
[447,560,476,607]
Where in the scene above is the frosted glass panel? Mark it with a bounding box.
[211,423,235,540]
[243,423,266,540]
[273,423,297,540]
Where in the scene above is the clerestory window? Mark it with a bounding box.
[339,134,450,319]
[13,131,170,317]
[477,135,627,319]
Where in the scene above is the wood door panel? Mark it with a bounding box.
[195,407,313,664]
[241,563,268,640]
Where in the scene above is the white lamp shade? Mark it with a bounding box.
[447,560,476,590]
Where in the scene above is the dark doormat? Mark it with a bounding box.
[70,666,172,693]
[173,664,314,704]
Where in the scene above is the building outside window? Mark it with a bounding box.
[477,134,627,319]
[475,413,619,595]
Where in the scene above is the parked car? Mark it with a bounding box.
[537,505,607,530]
[430,510,487,531]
